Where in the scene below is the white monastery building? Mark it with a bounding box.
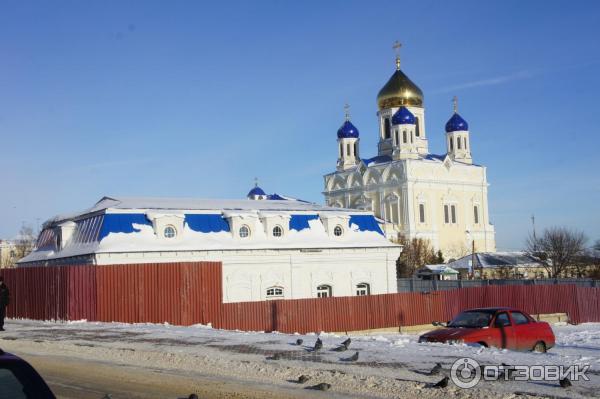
[323,47,496,258]
[19,192,401,302]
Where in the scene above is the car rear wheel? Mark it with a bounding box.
[533,341,546,353]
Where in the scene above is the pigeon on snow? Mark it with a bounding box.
[429,362,442,375]
[311,383,331,391]
[560,377,572,388]
[433,376,449,388]
[313,338,323,351]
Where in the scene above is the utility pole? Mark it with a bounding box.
[531,214,537,251]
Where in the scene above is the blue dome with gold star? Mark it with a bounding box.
[337,121,359,139]
[445,113,469,132]
[392,106,416,125]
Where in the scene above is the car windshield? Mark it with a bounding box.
[448,311,494,328]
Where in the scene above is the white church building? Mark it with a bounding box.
[323,48,496,259]
[19,192,401,302]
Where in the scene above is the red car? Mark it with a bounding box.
[418,307,555,352]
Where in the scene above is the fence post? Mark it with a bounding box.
[432,279,438,291]
[458,279,463,289]
[409,279,414,292]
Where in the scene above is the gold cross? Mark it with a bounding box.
[452,96,458,113]
[344,103,350,121]
[254,177,259,187]
[393,41,402,70]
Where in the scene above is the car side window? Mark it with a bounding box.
[511,312,530,325]
[494,312,511,327]
[0,368,27,399]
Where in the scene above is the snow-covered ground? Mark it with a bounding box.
[2,319,600,398]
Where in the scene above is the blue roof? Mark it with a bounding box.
[289,214,319,231]
[362,155,392,166]
[445,113,469,132]
[99,213,151,240]
[185,214,230,233]
[247,186,266,197]
[391,106,415,125]
[337,120,359,139]
[349,215,384,235]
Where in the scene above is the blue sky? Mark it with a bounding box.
[1,1,599,250]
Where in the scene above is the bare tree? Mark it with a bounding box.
[526,227,588,278]
[395,235,438,278]
[13,224,36,263]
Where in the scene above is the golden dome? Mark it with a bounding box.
[377,66,424,109]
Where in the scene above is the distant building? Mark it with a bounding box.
[0,240,17,269]
[323,47,496,259]
[416,264,459,280]
[446,252,546,279]
[19,190,401,302]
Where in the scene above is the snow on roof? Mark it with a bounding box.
[47,196,367,224]
[423,264,459,274]
[21,196,396,265]
[447,252,544,270]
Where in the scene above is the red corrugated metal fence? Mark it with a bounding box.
[2,263,600,333]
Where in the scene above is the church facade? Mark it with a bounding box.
[323,52,496,259]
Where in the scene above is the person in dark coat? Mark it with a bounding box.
[0,276,9,331]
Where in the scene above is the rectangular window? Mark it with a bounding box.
[474,206,479,224]
[403,131,407,143]
[347,143,351,156]
[415,117,420,137]
[450,138,453,151]
[419,204,425,223]
[451,205,457,224]
[457,138,462,149]
[444,205,449,224]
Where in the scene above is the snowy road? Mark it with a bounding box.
[1,319,599,398]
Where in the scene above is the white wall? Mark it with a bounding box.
[95,246,400,303]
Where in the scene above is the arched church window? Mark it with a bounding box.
[449,138,454,151]
[384,118,391,139]
[419,204,426,223]
[356,283,370,296]
[347,143,351,156]
[394,130,399,145]
[333,225,343,237]
[354,142,358,158]
[239,225,250,238]
[457,137,462,150]
[451,205,457,224]
[464,137,468,150]
[415,117,420,137]
[444,205,450,224]
[272,225,283,237]
[339,143,343,158]
[403,131,407,143]
[317,284,332,298]
[266,286,284,298]
[411,131,414,143]
[474,206,479,224]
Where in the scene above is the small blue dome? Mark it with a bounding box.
[247,186,266,197]
[337,120,359,139]
[391,106,416,125]
[445,113,469,132]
